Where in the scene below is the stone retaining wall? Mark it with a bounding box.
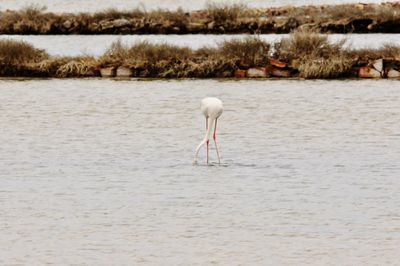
[3,58,398,79]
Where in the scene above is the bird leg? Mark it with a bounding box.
[206,116,209,165]
[193,116,213,165]
[206,140,209,165]
[213,118,221,164]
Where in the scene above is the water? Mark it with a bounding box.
[0,79,399,265]
[0,0,385,12]
[1,34,399,56]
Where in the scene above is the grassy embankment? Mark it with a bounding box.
[1,30,399,79]
[0,2,399,34]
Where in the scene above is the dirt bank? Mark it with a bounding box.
[1,31,399,79]
[1,2,400,35]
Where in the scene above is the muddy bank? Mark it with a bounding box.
[1,2,400,35]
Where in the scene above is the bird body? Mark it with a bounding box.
[201,97,223,119]
[193,97,223,165]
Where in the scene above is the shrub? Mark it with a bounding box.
[273,29,354,78]
[127,41,192,63]
[206,3,248,23]
[148,8,189,25]
[100,40,193,67]
[297,55,354,78]
[0,39,48,65]
[218,37,270,66]
[323,4,365,20]
[274,29,345,62]
[98,39,130,66]
[91,8,131,21]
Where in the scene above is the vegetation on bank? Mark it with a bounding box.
[0,2,399,34]
[1,30,399,79]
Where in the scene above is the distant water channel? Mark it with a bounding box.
[1,34,400,56]
[1,79,399,265]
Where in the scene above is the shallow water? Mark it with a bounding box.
[0,0,385,12]
[1,34,399,56]
[0,79,399,265]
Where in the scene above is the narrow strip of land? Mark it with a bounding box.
[1,31,399,79]
[1,2,400,35]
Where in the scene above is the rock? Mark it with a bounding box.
[88,22,100,32]
[100,20,114,30]
[207,21,215,30]
[270,68,291,77]
[367,22,377,30]
[116,66,132,77]
[298,23,318,31]
[63,20,72,29]
[387,69,400,78]
[320,20,345,33]
[172,27,180,33]
[187,22,204,31]
[247,67,269,78]
[284,17,299,30]
[238,59,252,68]
[269,58,287,68]
[41,21,52,33]
[234,69,246,78]
[217,70,233,78]
[100,67,116,78]
[84,69,98,77]
[348,18,373,32]
[273,17,299,32]
[112,18,131,28]
[359,66,381,78]
[372,59,383,72]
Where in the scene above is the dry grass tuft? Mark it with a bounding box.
[0,4,54,34]
[91,8,133,20]
[0,39,48,65]
[218,37,270,66]
[297,55,354,78]
[99,40,193,67]
[348,44,400,62]
[127,41,193,64]
[322,3,400,22]
[206,3,249,23]
[380,44,400,58]
[274,29,345,62]
[147,8,189,24]
[98,39,129,66]
[323,4,366,20]
[273,29,354,78]
[56,56,97,77]
[36,57,71,74]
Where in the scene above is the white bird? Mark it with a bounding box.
[193,97,223,165]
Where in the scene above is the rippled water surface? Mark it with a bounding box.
[1,79,400,265]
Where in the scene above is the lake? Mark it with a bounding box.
[0,79,399,265]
